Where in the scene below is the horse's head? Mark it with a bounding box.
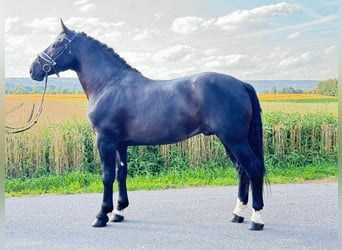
[30,19,78,81]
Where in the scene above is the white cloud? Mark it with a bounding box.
[25,17,60,34]
[65,17,126,37]
[204,54,253,69]
[99,32,122,44]
[73,0,89,6]
[216,2,299,30]
[168,66,198,77]
[24,47,37,57]
[6,35,27,52]
[278,52,312,68]
[5,17,20,33]
[73,0,96,13]
[154,13,162,20]
[132,28,159,41]
[172,2,300,34]
[66,17,99,30]
[324,45,336,55]
[79,3,96,13]
[132,31,149,40]
[114,21,126,27]
[287,32,301,39]
[203,48,219,56]
[121,51,152,64]
[153,45,196,62]
[268,46,290,59]
[171,16,206,34]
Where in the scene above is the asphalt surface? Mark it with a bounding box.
[5,183,337,250]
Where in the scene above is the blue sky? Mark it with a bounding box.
[5,0,338,80]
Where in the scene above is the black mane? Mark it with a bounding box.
[79,32,139,73]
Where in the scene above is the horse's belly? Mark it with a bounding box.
[126,123,202,146]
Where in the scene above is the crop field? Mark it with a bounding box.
[5,94,88,126]
[5,93,338,180]
[258,93,337,101]
[5,93,338,125]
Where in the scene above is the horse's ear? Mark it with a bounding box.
[60,19,72,36]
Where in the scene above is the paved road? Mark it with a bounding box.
[5,183,337,249]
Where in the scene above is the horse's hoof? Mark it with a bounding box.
[92,218,108,227]
[110,214,124,222]
[110,209,125,223]
[230,213,244,223]
[249,222,264,231]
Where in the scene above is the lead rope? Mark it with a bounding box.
[5,72,49,134]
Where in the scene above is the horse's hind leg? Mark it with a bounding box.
[223,141,265,230]
[224,146,249,223]
[110,145,129,223]
[231,168,250,224]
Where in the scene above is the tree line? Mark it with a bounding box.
[5,86,84,94]
[262,78,337,96]
[6,78,337,96]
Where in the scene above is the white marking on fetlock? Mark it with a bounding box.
[110,209,125,221]
[113,208,124,217]
[233,198,247,217]
[251,209,264,224]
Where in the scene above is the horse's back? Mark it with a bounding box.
[89,71,253,144]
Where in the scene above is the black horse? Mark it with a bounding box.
[30,20,266,230]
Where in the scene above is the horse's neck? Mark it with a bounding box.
[76,65,120,98]
[74,47,138,98]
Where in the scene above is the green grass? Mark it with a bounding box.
[5,162,337,197]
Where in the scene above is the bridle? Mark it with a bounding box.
[5,31,78,134]
[38,31,78,77]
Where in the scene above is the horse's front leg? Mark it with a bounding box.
[223,146,250,224]
[110,145,129,223]
[92,136,117,227]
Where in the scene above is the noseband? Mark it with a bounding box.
[38,31,78,77]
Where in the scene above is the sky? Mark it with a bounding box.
[5,0,338,80]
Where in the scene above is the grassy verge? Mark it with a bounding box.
[5,162,337,197]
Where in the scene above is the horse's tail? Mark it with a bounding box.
[243,83,265,172]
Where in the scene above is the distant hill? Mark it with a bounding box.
[247,80,319,93]
[5,77,83,94]
[5,77,319,94]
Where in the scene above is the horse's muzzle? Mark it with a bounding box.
[29,61,45,81]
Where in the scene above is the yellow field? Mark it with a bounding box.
[258,94,338,116]
[258,93,337,101]
[5,94,88,126]
[5,93,338,126]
